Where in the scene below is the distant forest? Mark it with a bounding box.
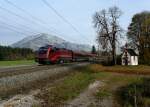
[0,46,34,61]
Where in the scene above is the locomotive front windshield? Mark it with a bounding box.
[38,47,48,54]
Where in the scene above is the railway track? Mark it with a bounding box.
[0,62,84,78]
[0,62,89,106]
[0,62,89,98]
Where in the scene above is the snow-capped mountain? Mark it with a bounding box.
[11,33,91,52]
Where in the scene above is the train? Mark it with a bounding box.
[35,45,95,64]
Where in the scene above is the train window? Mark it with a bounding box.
[38,47,48,54]
[38,49,47,54]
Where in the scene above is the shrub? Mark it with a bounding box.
[118,78,150,107]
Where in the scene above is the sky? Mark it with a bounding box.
[0,0,150,46]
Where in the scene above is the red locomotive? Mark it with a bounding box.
[35,45,95,64]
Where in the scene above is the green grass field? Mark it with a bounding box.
[0,60,36,67]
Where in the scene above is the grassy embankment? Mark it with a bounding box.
[36,67,95,106]
[0,60,36,67]
[36,64,150,107]
[89,65,150,107]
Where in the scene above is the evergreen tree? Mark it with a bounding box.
[0,45,34,61]
[91,45,96,54]
[127,11,150,64]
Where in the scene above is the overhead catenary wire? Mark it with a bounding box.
[0,15,41,34]
[5,0,49,25]
[0,5,64,36]
[4,0,61,33]
[41,0,91,43]
[0,24,31,36]
[0,6,39,26]
[2,0,79,43]
[1,0,90,44]
[0,18,38,34]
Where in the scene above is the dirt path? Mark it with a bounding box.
[67,81,105,107]
[66,72,146,107]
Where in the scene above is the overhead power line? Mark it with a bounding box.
[5,0,48,25]
[4,0,57,31]
[0,24,30,35]
[0,6,38,25]
[2,0,78,43]
[0,19,37,34]
[0,5,61,36]
[41,0,90,42]
[0,14,41,33]
[1,0,88,44]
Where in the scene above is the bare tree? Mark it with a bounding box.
[93,6,123,65]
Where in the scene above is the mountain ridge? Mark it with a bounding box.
[11,33,91,52]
